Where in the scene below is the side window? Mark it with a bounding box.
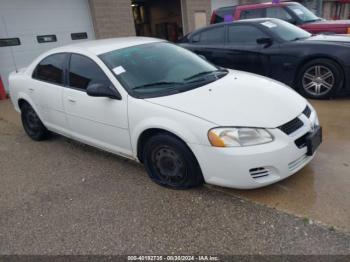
[69,54,111,90]
[228,25,267,45]
[266,7,293,20]
[193,26,225,44]
[213,7,235,23]
[240,9,265,19]
[33,53,67,85]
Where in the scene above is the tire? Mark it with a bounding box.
[20,102,49,141]
[142,133,204,189]
[297,58,343,99]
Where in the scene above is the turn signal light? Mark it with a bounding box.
[347,27,350,34]
[208,131,226,147]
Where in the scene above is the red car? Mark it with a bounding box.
[211,2,350,35]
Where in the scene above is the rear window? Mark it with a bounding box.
[212,6,235,23]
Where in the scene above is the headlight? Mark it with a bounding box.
[208,127,273,147]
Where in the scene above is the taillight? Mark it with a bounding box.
[210,11,216,24]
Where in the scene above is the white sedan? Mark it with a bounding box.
[8,37,322,189]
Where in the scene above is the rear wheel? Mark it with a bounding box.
[142,133,204,189]
[297,58,343,99]
[20,102,49,141]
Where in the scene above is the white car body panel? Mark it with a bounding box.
[147,70,306,128]
[8,37,320,189]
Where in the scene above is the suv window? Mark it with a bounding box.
[69,54,111,90]
[228,25,267,44]
[266,7,292,20]
[33,53,67,85]
[213,6,235,23]
[192,26,225,44]
[240,8,265,19]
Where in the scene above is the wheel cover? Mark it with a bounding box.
[302,65,335,96]
[151,145,187,186]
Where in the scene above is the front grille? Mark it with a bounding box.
[303,105,311,118]
[278,117,304,135]
[249,167,270,179]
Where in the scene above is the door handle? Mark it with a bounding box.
[67,97,76,103]
[28,88,34,92]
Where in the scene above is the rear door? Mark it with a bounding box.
[63,53,132,157]
[31,53,70,135]
[185,26,227,66]
[222,24,269,75]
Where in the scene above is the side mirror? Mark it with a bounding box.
[256,37,273,47]
[198,54,207,60]
[86,82,121,100]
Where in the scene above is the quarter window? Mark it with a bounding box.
[33,53,67,85]
[69,54,110,90]
[228,25,267,44]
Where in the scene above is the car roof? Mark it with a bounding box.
[193,18,278,32]
[51,37,164,55]
[214,1,298,11]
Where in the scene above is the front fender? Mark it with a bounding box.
[128,98,214,159]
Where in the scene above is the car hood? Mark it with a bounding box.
[302,19,350,28]
[306,34,350,43]
[145,71,306,128]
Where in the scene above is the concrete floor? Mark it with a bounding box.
[0,99,349,254]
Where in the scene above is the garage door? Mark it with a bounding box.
[0,0,95,91]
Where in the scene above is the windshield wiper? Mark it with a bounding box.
[133,81,183,90]
[291,36,309,41]
[184,69,228,81]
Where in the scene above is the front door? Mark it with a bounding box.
[185,25,227,66]
[63,53,132,157]
[223,24,269,76]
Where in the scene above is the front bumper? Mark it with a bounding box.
[190,109,320,189]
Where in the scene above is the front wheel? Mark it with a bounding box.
[297,58,343,99]
[142,134,204,189]
[20,102,49,141]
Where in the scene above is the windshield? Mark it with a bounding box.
[287,4,321,23]
[259,19,311,42]
[99,42,227,98]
